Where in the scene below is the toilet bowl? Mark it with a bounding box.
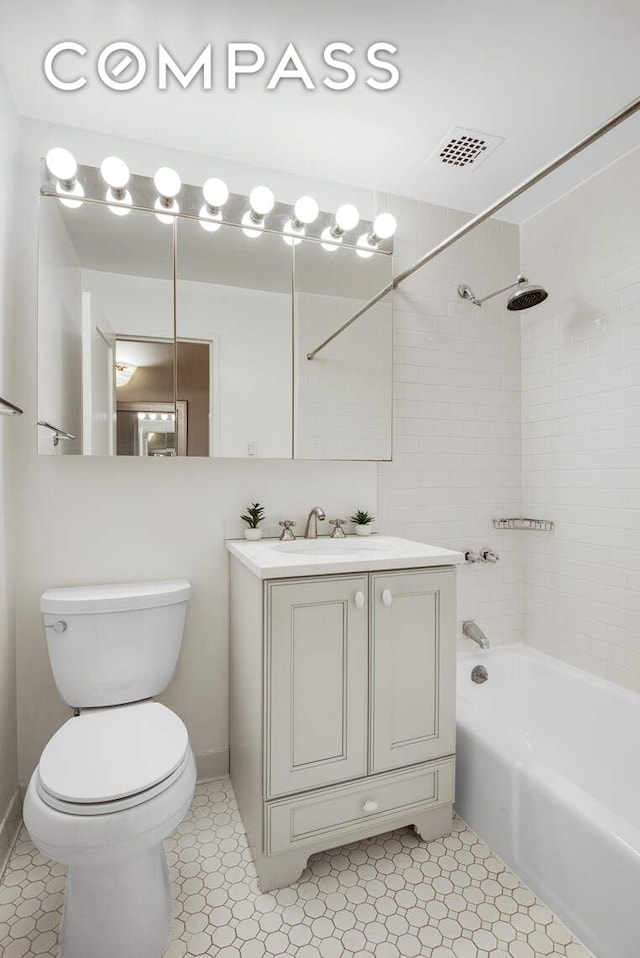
[23,579,195,958]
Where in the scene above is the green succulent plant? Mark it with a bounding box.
[350,509,375,525]
[241,502,266,529]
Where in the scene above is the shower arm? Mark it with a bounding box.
[458,275,526,307]
[306,93,640,360]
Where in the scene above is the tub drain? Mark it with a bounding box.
[471,665,488,684]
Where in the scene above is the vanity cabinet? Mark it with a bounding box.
[230,558,457,891]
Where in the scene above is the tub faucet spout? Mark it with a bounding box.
[463,620,490,650]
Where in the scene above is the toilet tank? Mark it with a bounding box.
[40,579,192,708]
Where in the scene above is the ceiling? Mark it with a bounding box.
[2,0,640,223]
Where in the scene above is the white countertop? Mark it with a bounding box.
[226,535,464,579]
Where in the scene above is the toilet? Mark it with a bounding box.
[23,579,196,958]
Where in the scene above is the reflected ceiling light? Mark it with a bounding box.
[283,195,319,246]
[320,226,341,253]
[200,177,229,233]
[115,362,137,387]
[356,212,397,258]
[46,147,84,208]
[154,166,181,224]
[242,185,274,237]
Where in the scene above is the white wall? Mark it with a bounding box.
[0,66,20,865]
[521,144,640,691]
[379,198,522,647]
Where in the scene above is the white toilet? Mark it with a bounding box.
[23,579,197,958]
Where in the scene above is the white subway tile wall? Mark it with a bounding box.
[521,145,640,690]
[378,197,523,647]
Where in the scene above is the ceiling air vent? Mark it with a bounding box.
[427,127,504,171]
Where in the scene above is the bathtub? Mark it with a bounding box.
[455,643,640,958]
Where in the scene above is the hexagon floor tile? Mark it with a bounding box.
[0,777,595,957]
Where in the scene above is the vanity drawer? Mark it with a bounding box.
[264,758,454,856]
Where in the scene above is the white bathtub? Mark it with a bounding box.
[455,643,640,958]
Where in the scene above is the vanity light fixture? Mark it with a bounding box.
[321,203,359,252]
[242,185,274,238]
[46,147,84,209]
[154,166,181,224]
[101,156,132,217]
[356,212,398,258]
[115,362,137,387]
[199,177,229,232]
[283,195,320,246]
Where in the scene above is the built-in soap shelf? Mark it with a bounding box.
[492,517,555,532]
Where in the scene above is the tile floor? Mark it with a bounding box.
[0,777,594,958]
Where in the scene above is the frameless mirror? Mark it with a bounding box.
[37,190,392,460]
[175,218,293,457]
[37,195,174,455]
[294,241,393,459]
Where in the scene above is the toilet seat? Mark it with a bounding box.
[36,701,190,816]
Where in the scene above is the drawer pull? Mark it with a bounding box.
[381,589,393,607]
[354,591,365,609]
[362,800,379,814]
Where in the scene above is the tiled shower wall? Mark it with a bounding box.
[378,198,522,646]
[520,145,640,691]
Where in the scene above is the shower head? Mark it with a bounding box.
[458,274,548,311]
[506,281,548,311]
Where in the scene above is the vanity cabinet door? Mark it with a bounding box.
[266,576,368,799]
[369,568,456,774]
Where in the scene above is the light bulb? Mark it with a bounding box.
[107,188,132,216]
[249,185,274,216]
[59,181,84,209]
[294,195,319,225]
[356,234,375,259]
[242,210,263,239]
[154,167,181,199]
[373,212,397,239]
[154,196,179,224]
[100,156,130,190]
[199,204,222,232]
[46,147,77,183]
[321,226,340,253]
[335,204,359,232]
[282,219,304,247]
[203,177,229,209]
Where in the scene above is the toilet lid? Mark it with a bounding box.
[38,702,189,805]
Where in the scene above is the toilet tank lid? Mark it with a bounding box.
[40,579,192,615]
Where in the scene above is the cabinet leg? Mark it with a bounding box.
[413,804,453,843]
[255,849,309,893]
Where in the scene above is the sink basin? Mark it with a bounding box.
[273,538,391,558]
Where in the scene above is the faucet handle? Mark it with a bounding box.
[481,549,500,563]
[329,519,347,539]
[278,520,297,541]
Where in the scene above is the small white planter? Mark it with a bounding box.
[354,525,373,536]
[244,528,263,541]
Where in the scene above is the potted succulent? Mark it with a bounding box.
[241,502,266,540]
[350,509,375,536]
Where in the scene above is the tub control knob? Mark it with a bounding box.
[44,620,67,633]
[481,549,500,563]
[465,551,481,563]
[362,800,379,814]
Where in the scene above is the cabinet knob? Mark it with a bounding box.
[381,589,393,607]
[362,800,379,814]
[354,591,365,609]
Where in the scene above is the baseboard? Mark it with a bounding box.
[196,747,229,783]
[0,789,22,880]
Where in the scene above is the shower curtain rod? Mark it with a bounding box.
[306,93,640,360]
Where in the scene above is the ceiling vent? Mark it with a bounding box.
[426,127,504,171]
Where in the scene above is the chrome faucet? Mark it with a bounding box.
[304,506,326,539]
[462,620,490,650]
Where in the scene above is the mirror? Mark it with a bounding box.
[294,241,393,460]
[175,218,293,458]
[37,190,392,460]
